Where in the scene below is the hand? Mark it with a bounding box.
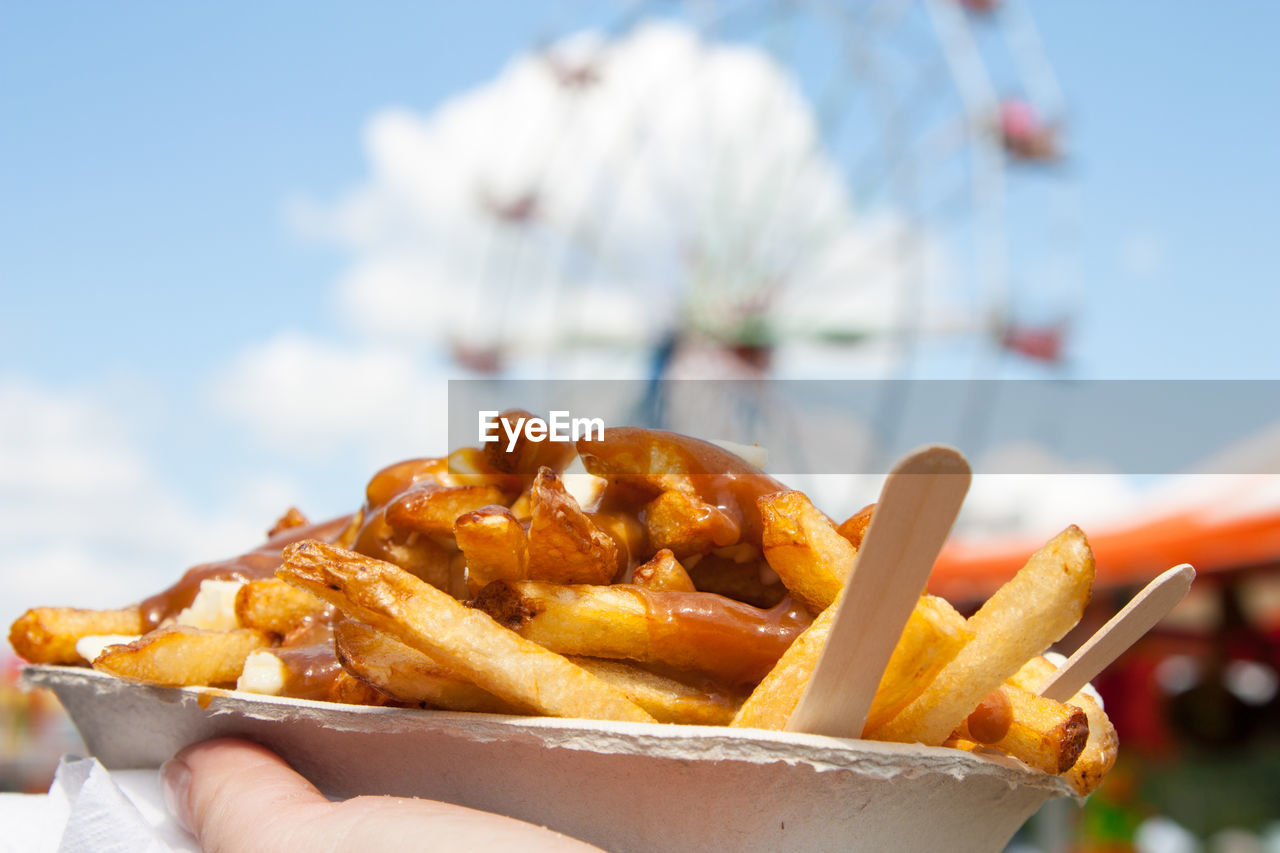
[162,738,603,852]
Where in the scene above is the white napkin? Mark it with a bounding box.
[0,756,198,853]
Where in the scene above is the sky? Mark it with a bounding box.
[2,2,1279,626]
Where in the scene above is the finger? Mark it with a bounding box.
[165,737,603,852]
[163,737,329,851]
[326,795,606,852]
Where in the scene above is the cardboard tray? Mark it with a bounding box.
[24,664,1073,852]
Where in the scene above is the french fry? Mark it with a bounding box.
[508,488,532,521]
[1064,691,1117,795]
[333,618,525,713]
[1012,656,1118,795]
[471,579,809,685]
[644,489,740,558]
[632,549,697,593]
[758,491,856,612]
[836,503,874,548]
[235,578,330,635]
[333,508,364,549]
[456,505,529,594]
[526,468,618,584]
[732,594,970,733]
[570,658,744,725]
[386,483,509,539]
[956,683,1089,774]
[590,510,648,572]
[330,670,390,706]
[278,540,656,723]
[9,417,1131,796]
[868,526,1095,746]
[352,510,455,591]
[442,446,524,493]
[574,428,785,542]
[268,507,310,537]
[9,607,147,664]
[93,626,270,687]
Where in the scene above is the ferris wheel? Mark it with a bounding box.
[433,0,1074,380]
[330,0,1076,474]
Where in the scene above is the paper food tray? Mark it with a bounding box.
[24,664,1073,853]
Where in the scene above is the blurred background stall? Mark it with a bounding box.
[3,1,1279,848]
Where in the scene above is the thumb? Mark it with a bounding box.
[162,737,328,851]
[163,737,603,853]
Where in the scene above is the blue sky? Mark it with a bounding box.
[4,2,1278,384]
[2,2,1279,621]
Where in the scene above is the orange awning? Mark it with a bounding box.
[930,505,1280,602]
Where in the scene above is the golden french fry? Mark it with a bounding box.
[868,526,1096,746]
[644,489,740,558]
[590,510,648,573]
[456,505,529,594]
[862,595,971,733]
[278,540,655,723]
[93,626,270,686]
[526,468,618,584]
[942,735,983,754]
[234,578,330,635]
[758,490,856,612]
[632,549,697,593]
[957,683,1089,774]
[574,430,698,502]
[732,594,970,733]
[1064,691,1116,795]
[574,427,784,545]
[330,669,390,706]
[570,657,744,725]
[363,457,446,508]
[268,507,310,537]
[471,579,809,685]
[1012,656,1118,795]
[386,483,509,539]
[333,618,524,713]
[333,508,364,550]
[508,488,532,522]
[9,607,147,664]
[836,503,874,548]
[352,509,455,591]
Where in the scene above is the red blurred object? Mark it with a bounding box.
[479,187,539,224]
[957,0,1001,12]
[999,99,1061,162]
[1001,320,1066,362]
[450,342,504,374]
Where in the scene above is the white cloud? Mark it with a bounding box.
[210,331,450,468]
[290,22,940,363]
[0,379,148,499]
[0,377,301,632]
[957,441,1145,539]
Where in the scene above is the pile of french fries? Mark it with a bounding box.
[8,413,1117,795]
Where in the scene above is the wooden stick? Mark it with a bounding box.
[786,445,971,738]
[1038,563,1195,703]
